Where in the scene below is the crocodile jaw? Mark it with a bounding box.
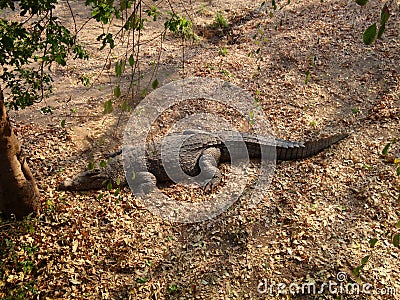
[58,170,109,191]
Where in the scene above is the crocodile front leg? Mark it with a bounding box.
[197,147,222,193]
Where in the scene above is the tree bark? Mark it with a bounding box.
[0,86,40,220]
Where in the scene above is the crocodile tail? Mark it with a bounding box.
[276,133,348,160]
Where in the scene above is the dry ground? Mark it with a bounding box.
[1,0,400,299]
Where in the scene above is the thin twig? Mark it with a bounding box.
[65,0,78,36]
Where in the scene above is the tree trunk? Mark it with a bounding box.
[0,86,40,220]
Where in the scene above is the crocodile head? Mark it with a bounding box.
[58,169,109,191]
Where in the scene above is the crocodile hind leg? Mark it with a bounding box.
[197,147,222,193]
[127,170,157,196]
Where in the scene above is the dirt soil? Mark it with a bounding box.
[1,0,400,299]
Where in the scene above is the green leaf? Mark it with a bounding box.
[137,277,147,284]
[120,0,131,11]
[363,23,377,45]
[114,85,121,98]
[249,110,254,119]
[115,60,125,77]
[145,5,160,21]
[116,177,121,185]
[106,182,113,191]
[81,75,90,86]
[355,0,368,5]
[305,70,311,84]
[396,166,400,176]
[61,119,66,128]
[380,4,389,24]
[98,33,115,49]
[396,220,400,228]
[369,238,378,247]
[213,12,229,28]
[378,5,389,39]
[115,61,120,77]
[100,160,107,168]
[152,78,159,90]
[393,234,400,247]
[361,255,370,265]
[167,284,178,293]
[218,47,227,56]
[362,164,371,170]
[122,100,130,112]
[103,100,113,114]
[88,161,95,170]
[353,266,361,277]
[41,106,53,114]
[129,54,135,67]
[382,142,391,155]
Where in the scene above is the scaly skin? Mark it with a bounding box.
[59,130,348,192]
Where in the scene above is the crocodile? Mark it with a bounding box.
[59,130,348,193]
